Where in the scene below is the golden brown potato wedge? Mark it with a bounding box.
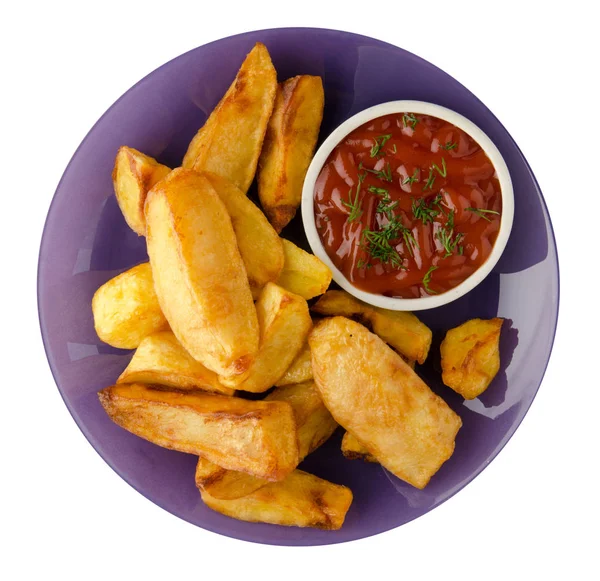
[145,169,259,379]
[92,263,168,349]
[258,75,324,232]
[112,147,171,236]
[309,317,462,489]
[220,283,312,392]
[117,331,233,396]
[195,381,337,499]
[341,431,377,463]
[311,290,432,364]
[182,43,277,193]
[441,318,503,400]
[202,172,284,292]
[99,383,298,481]
[201,469,352,530]
[277,239,332,300]
[275,342,312,386]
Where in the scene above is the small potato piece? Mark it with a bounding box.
[341,431,377,463]
[222,283,312,392]
[275,342,312,386]
[203,172,284,292]
[312,290,432,364]
[112,147,171,235]
[277,239,332,300]
[258,76,325,232]
[183,43,277,193]
[145,169,259,379]
[92,263,168,349]
[310,317,462,489]
[441,318,503,400]
[99,383,298,481]
[117,331,233,396]
[201,470,353,530]
[195,381,337,499]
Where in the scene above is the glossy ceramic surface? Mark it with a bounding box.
[38,28,559,546]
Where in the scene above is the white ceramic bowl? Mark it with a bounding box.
[301,100,514,311]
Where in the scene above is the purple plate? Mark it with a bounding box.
[38,28,559,546]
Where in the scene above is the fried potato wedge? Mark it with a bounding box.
[182,43,277,193]
[201,469,352,530]
[92,263,168,349]
[99,383,298,480]
[221,283,312,392]
[441,317,503,400]
[112,146,171,236]
[312,290,432,364]
[258,75,324,232]
[277,239,332,300]
[341,431,378,463]
[310,317,462,489]
[195,381,337,499]
[203,172,284,292]
[275,342,312,386]
[117,331,233,396]
[145,169,259,379]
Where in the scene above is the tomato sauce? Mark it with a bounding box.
[314,113,502,298]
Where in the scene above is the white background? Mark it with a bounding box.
[2,1,598,579]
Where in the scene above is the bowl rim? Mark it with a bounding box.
[301,99,515,311]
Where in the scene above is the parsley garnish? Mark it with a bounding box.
[370,134,392,158]
[402,113,419,129]
[466,207,500,222]
[422,265,438,294]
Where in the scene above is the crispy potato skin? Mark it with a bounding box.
[92,263,168,349]
[221,283,312,392]
[309,317,462,489]
[201,469,352,530]
[195,381,337,499]
[258,76,324,232]
[312,290,432,364]
[144,168,259,379]
[441,318,503,399]
[182,43,277,193]
[341,431,378,463]
[112,147,171,236]
[275,342,312,386]
[277,239,332,300]
[202,172,284,292]
[99,383,298,481]
[117,331,233,396]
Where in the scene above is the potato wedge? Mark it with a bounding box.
[441,317,503,400]
[275,342,312,386]
[341,431,377,463]
[277,239,332,300]
[309,317,462,489]
[92,263,168,349]
[99,383,298,481]
[220,282,312,392]
[182,43,277,193]
[112,147,171,236]
[145,169,259,379]
[258,76,324,232]
[195,381,337,499]
[201,469,352,530]
[202,172,284,292]
[312,290,432,364]
[117,331,233,396]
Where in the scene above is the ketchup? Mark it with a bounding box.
[314,113,502,298]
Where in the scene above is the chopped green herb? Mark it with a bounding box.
[390,144,397,154]
[369,186,398,220]
[370,134,392,158]
[432,157,447,178]
[403,168,420,185]
[356,258,371,269]
[412,194,442,225]
[440,141,457,151]
[423,168,436,191]
[402,113,419,129]
[342,171,367,222]
[422,265,438,294]
[466,207,500,222]
[366,161,393,183]
[401,227,418,257]
[436,219,464,258]
[361,226,404,268]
